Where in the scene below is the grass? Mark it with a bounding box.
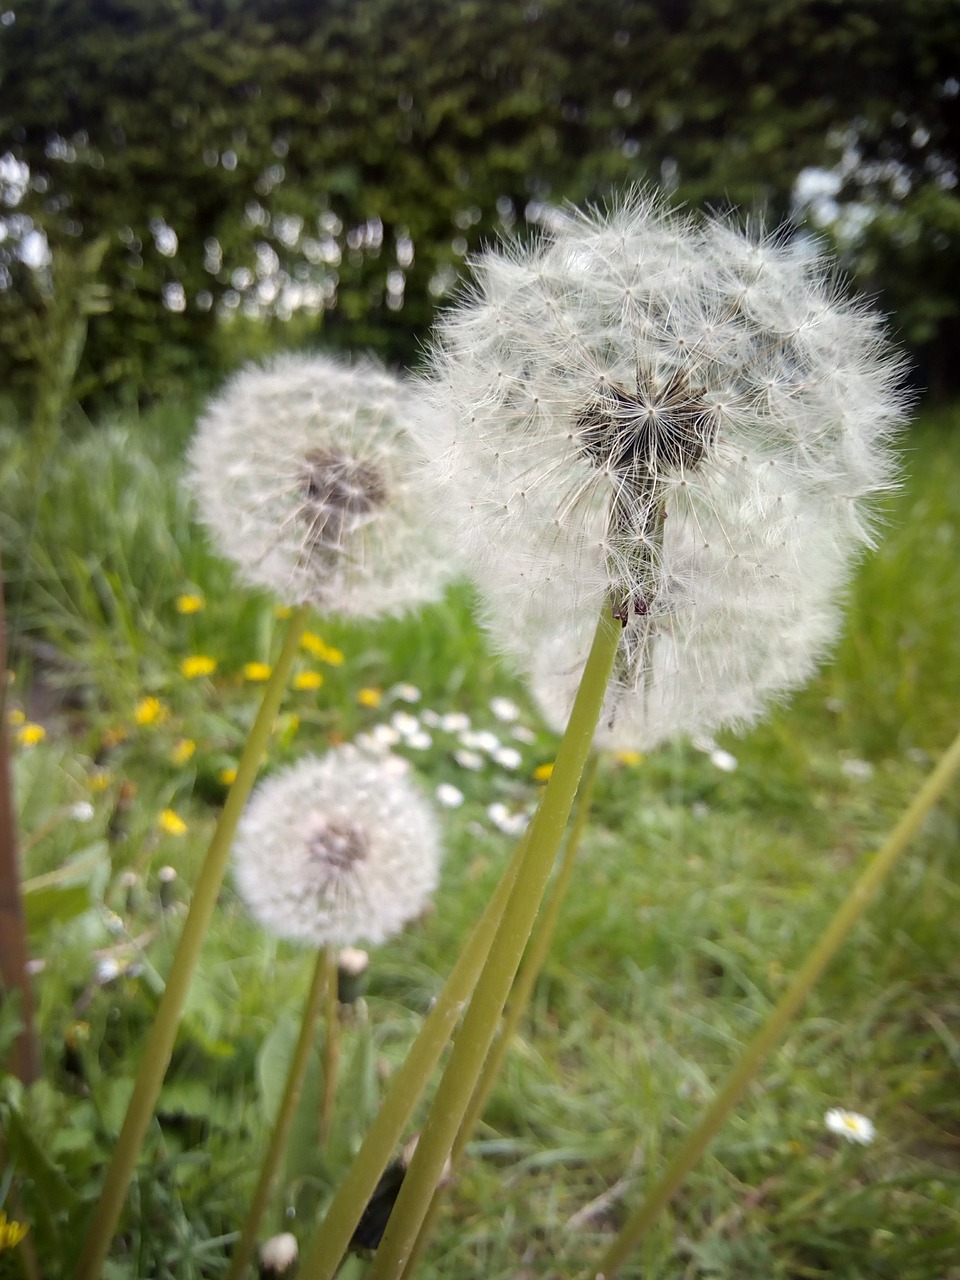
[1,400,958,1279]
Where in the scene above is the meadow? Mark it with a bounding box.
[1,398,959,1279]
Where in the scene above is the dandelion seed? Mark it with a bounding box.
[293,670,324,691]
[15,722,46,747]
[187,352,456,616]
[436,782,465,808]
[413,189,907,750]
[825,1108,876,1145]
[243,662,272,682]
[179,654,217,679]
[232,747,442,947]
[175,593,205,614]
[158,809,187,836]
[134,696,166,727]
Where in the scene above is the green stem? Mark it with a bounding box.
[367,607,621,1280]
[226,946,328,1280]
[319,945,341,1148]
[399,752,601,1280]
[593,724,960,1280]
[72,605,311,1280]
[297,830,528,1280]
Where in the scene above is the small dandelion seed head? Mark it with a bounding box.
[412,187,908,749]
[187,352,457,617]
[232,747,443,948]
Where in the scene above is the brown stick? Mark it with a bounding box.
[0,547,40,1084]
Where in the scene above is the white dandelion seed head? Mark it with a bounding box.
[187,352,456,617]
[412,188,908,749]
[232,747,442,948]
[824,1107,876,1145]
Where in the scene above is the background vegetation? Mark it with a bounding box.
[1,3,959,1278]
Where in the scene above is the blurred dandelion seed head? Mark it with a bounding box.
[413,188,908,749]
[187,352,455,617]
[233,747,442,947]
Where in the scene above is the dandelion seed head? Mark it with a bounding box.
[187,352,455,617]
[413,188,908,749]
[232,748,442,948]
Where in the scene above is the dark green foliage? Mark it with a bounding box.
[1,0,958,408]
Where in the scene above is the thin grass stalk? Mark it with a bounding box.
[398,752,601,1280]
[226,947,329,1280]
[72,604,312,1280]
[592,723,960,1280]
[298,831,528,1280]
[0,548,40,1085]
[319,945,341,1148]
[367,607,621,1280]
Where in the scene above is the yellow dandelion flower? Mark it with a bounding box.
[88,768,112,792]
[293,670,324,691]
[219,766,238,786]
[179,654,217,679]
[614,750,643,767]
[16,723,46,747]
[275,604,293,618]
[243,662,272,682]
[134,696,167,726]
[7,707,25,725]
[0,1210,29,1250]
[357,687,382,709]
[301,632,345,665]
[158,808,188,836]
[171,739,196,766]
[175,593,205,614]
[533,761,554,782]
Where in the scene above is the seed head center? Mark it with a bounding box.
[305,816,370,878]
[299,450,388,550]
[577,374,717,477]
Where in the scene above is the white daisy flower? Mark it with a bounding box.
[232,748,442,948]
[825,1108,876,1145]
[436,782,465,808]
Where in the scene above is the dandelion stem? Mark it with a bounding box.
[320,944,341,1148]
[399,752,601,1280]
[298,823,529,1280]
[366,607,621,1280]
[72,604,312,1280]
[226,945,328,1280]
[592,724,960,1280]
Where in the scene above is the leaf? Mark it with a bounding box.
[23,882,91,931]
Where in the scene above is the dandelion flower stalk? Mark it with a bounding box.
[591,724,960,1280]
[399,752,601,1280]
[225,947,328,1280]
[367,605,620,1280]
[72,604,311,1280]
[299,829,530,1280]
[319,943,341,1148]
[227,747,441,1274]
